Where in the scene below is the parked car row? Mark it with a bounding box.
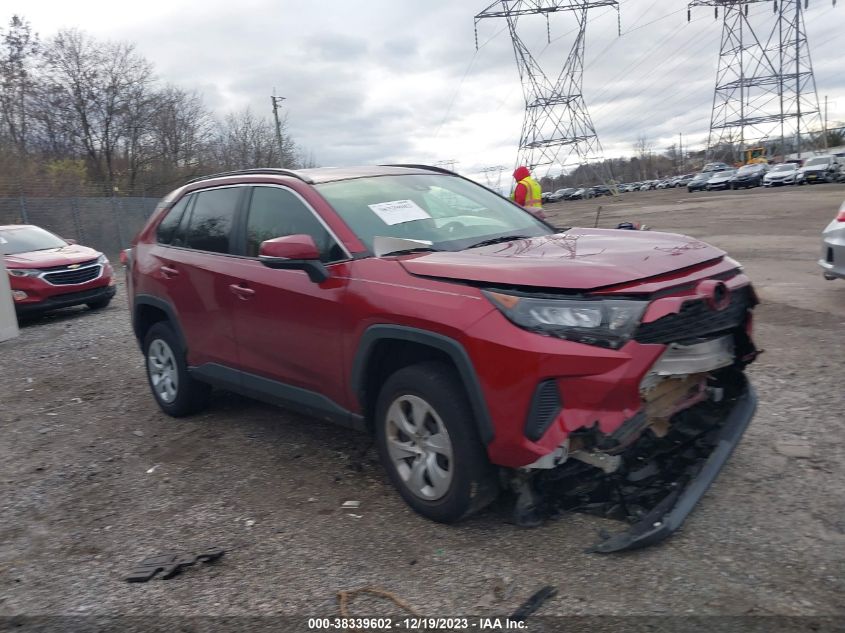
[543,185,614,202]
[686,155,843,192]
[541,155,843,202]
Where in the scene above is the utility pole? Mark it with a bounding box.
[271,90,286,167]
[823,94,829,149]
[679,133,684,173]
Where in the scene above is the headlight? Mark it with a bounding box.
[483,290,648,348]
[97,254,109,265]
[8,268,41,278]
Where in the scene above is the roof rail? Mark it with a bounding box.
[380,163,457,176]
[185,168,313,185]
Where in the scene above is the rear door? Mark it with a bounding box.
[149,186,246,369]
[224,184,352,405]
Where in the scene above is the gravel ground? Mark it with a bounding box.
[1,185,843,625]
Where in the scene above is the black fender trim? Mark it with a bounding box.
[351,325,494,444]
[132,295,187,351]
[191,363,365,431]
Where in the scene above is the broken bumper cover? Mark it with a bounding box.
[589,376,757,553]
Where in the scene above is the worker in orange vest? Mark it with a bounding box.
[511,166,546,219]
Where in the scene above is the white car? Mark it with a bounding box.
[763,163,799,187]
[820,200,845,281]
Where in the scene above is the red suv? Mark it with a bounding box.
[126,166,758,551]
[1,224,115,316]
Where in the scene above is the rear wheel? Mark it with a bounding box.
[375,362,498,523]
[144,322,210,417]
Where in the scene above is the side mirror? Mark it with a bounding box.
[259,234,329,283]
[64,238,78,245]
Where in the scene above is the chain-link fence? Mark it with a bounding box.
[0,181,169,259]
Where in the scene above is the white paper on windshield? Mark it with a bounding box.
[368,200,431,226]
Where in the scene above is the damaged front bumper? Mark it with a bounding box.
[588,374,756,553]
[523,370,757,553]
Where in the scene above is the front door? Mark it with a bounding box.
[226,185,351,407]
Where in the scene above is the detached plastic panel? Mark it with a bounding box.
[0,252,20,342]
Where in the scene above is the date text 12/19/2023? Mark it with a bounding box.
[307,617,528,630]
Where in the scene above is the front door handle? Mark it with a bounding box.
[160,265,179,278]
[229,284,255,300]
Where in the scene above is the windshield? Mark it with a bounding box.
[804,157,829,167]
[771,164,796,172]
[0,226,67,255]
[737,164,761,173]
[694,172,714,180]
[316,174,553,252]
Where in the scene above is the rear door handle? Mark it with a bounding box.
[160,265,179,278]
[229,284,255,300]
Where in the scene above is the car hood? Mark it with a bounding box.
[3,244,100,269]
[399,229,725,290]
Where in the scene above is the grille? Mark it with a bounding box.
[524,380,562,442]
[634,285,752,345]
[43,265,101,286]
[39,258,98,272]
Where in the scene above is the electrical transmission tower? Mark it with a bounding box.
[474,1,619,179]
[480,165,507,191]
[689,0,835,162]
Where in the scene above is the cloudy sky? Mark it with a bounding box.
[7,0,845,183]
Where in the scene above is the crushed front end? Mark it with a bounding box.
[481,273,760,552]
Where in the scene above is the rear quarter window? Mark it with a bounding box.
[156,195,191,244]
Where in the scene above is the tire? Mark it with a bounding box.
[374,361,498,523]
[143,321,211,417]
[87,296,112,310]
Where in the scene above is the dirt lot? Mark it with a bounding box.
[1,184,844,624]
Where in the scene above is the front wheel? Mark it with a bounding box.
[375,362,498,523]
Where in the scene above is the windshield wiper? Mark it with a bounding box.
[466,235,529,250]
[381,246,441,257]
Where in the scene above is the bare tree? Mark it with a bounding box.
[1,17,315,192]
[150,86,214,179]
[37,29,155,185]
[0,15,39,154]
[634,135,653,179]
[213,107,294,170]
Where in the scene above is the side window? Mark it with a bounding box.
[171,196,194,248]
[156,195,190,244]
[245,186,344,262]
[185,187,241,254]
